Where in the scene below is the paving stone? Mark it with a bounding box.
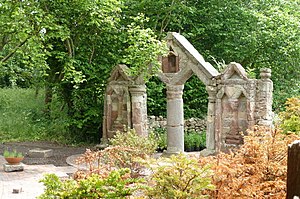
[28,148,53,158]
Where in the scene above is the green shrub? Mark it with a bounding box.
[38,169,142,199]
[109,129,158,155]
[279,96,300,134]
[152,127,167,152]
[184,131,206,151]
[144,154,215,199]
[73,130,157,180]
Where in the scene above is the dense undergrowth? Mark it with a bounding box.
[39,125,300,198]
[39,96,300,198]
[0,88,73,144]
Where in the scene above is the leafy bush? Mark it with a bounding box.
[75,146,149,179]
[109,129,158,155]
[184,131,206,151]
[200,126,300,198]
[279,96,300,134]
[147,77,167,117]
[144,153,215,198]
[74,129,158,179]
[152,127,167,152]
[38,169,142,199]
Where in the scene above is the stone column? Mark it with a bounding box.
[129,85,148,137]
[201,85,217,156]
[256,68,273,126]
[163,84,184,156]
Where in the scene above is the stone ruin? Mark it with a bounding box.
[102,32,273,155]
[102,65,148,143]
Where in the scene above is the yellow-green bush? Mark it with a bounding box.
[279,96,300,134]
[144,154,215,199]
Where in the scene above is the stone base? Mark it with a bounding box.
[28,148,53,158]
[161,148,185,157]
[199,149,216,157]
[3,163,24,172]
[94,143,108,150]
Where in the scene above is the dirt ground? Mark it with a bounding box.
[0,141,90,166]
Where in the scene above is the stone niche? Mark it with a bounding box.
[102,65,148,144]
[162,47,179,73]
[213,63,273,152]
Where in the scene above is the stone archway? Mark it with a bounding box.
[158,32,220,156]
[102,32,274,155]
[159,33,273,156]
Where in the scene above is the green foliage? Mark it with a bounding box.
[0,0,167,143]
[183,75,208,119]
[184,131,206,151]
[0,88,84,144]
[147,75,208,119]
[38,169,142,199]
[147,77,167,117]
[3,149,23,158]
[152,127,167,152]
[144,154,215,198]
[122,15,168,81]
[109,129,158,155]
[279,97,300,134]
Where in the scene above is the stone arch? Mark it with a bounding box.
[101,33,273,155]
[158,32,220,156]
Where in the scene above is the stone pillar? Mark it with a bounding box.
[256,68,273,126]
[129,85,148,137]
[163,84,184,156]
[200,85,217,156]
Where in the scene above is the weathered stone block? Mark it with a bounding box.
[3,163,24,172]
[28,148,53,158]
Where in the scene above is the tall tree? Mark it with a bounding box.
[0,0,166,142]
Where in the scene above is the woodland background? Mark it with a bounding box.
[0,0,299,144]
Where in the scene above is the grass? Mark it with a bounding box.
[0,88,71,143]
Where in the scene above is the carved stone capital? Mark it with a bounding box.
[206,85,217,102]
[129,85,146,96]
[166,84,184,99]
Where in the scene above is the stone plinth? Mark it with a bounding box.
[3,163,24,172]
[28,148,53,158]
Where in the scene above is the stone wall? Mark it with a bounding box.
[148,116,206,133]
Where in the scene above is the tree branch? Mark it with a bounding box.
[1,37,30,63]
[89,45,95,64]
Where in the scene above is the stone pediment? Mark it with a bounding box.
[108,64,132,82]
[160,32,220,86]
[170,32,219,78]
[222,62,248,81]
